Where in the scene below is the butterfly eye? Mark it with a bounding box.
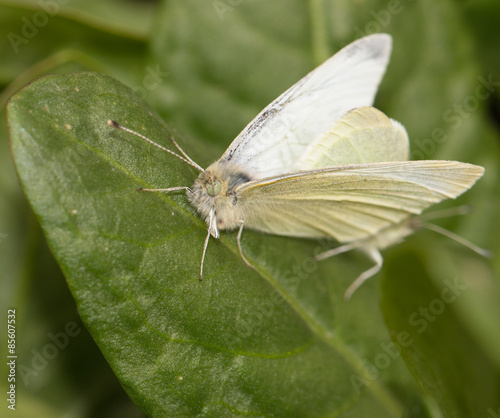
[207,180,222,197]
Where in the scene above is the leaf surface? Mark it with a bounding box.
[8,72,412,416]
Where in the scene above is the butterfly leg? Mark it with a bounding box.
[237,221,255,270]
[315,241,361,261]
[199,209,215,281]
[137,186,190,192]
[420,221,491,258]
[343,246,383,300]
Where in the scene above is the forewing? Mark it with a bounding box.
[220,34,393,179]
[295,107,409,170]
[237,161,484,243]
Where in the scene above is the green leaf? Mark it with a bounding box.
[381,248,500,417]
[0,2,150,108]
[5,0,500,416]
[0,0,155,40]
[148,2,500,414]
[8,72,418,416]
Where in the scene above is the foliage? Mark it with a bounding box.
[2,0,500,416]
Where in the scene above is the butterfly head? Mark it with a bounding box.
[188,162,253,236]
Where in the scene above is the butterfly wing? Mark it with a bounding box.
[236,161,484,243]
[295,106,409,169]
[219,34,393,179]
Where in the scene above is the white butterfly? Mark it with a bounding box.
[108,34,486,298]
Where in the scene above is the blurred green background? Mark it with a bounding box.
[1,0,499,416]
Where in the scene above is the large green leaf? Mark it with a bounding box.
[0,0,152,409]
[381,248,500,418]
[147,1,500,413]
[5,0,500,416]
[8,72,420,416]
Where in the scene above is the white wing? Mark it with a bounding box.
[237,161,484,243]
[295,106,409,170]
[219,34,393,179]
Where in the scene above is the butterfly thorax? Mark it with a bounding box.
[187,162,254,235]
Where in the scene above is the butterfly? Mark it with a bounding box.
[108,34,486,299]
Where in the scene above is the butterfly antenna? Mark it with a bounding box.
[107,120,204,172]
[170,136,203,170]
[420,221,491,258]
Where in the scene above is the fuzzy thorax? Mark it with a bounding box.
[187,162,254,236]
